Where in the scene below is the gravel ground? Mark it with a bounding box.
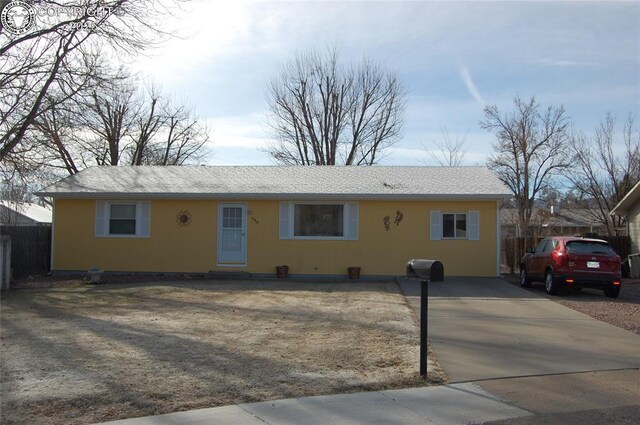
[1,279,446,425]
[503,275,640,335]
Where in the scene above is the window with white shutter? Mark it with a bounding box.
[95,201,151,238]
[431,210,479,240]
[279,202,358,240]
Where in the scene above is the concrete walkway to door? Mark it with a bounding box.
[398,277,640,421]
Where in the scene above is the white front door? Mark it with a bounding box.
[217,203,247,266]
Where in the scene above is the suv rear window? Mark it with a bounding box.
[565,241,614,255]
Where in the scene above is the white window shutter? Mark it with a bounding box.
[469,210,480,240]
[95,201,107,237]
[430,211,442,240]
[279,202,291,239]
[138,201,151,238]
[346,203,359,240]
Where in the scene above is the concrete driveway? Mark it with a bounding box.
[400,277,640,382]
[399,277,640,420]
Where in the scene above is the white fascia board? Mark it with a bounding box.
[610,180,640,216]
[36,192,513,201]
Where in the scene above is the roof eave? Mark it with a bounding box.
[610,180,640,216]
[36,191,512,201]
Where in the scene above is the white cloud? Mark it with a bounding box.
[122,1,638,166]
[132,1,252,82]
[209,146,271,166]
[205,112,272,165]
[207,113,269,149]
[527,58,600,67]
[459,65,486,107]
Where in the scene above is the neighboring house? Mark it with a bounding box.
[610,180,640,255]
[36,166,511,278]
[501,207,607,238]
[0,201,52,226]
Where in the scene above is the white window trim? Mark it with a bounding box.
[96,200,150,238]
[279,201,358,241]
[442,212,469,240]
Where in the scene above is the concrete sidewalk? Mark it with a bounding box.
[99,383,532,425]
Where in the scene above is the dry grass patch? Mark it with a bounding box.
[1,280,445,424]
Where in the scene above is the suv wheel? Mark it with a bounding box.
[520,268,531,287]
[604,284,621,298]
[545,270,559,295]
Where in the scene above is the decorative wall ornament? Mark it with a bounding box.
[176,210,193,227]
[251,216,259,224]
[383,211,403,231]
[394,211,404,226]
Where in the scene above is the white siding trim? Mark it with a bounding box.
[496,202,501,277]
[629,203,640,254]
[50,201,55,271]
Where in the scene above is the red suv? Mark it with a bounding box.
[520,237,622,298]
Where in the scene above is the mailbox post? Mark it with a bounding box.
[419,278,428,376]
[406,259,444,378]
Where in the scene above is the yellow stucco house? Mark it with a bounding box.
[37,166,511,278]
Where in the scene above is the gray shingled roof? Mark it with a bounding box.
[36,166,511,200]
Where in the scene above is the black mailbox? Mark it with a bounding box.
[406,259,444,282]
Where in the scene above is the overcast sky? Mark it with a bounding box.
[132,0,640,166]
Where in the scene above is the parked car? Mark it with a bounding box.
[520,236,622,298]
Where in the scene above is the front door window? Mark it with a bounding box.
[217,204,246,265]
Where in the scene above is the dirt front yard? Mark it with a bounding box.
[0,279,445,425]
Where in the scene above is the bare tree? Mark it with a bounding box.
[150,100,210,165]
[0,180,31,225]
[129,84,164,165]
[31,97,82,175]
[568,113,640,235]
[266,47,405,165]
[80,77,138,166]
[126,91,210,166]
[31,75,210,172]
[481,96,571,237]
[422,127,468,166]
[0,0,176,168]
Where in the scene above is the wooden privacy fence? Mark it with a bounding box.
[0,225,52,280]
[600,236,632,260]
[1,236,10,289]
[502,237,540,274]
[502,235,632,275]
